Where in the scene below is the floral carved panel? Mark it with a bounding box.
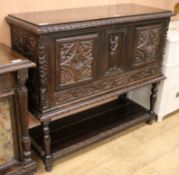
[56,34,97,88]
[134,24,162,67]
[0,99,14,165]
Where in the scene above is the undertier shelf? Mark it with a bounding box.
[30,97,152,159]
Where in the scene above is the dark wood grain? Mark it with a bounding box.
[6,4,172,171]
[7,4,173,26]
[0,43,35,74]
[30,97,152,160]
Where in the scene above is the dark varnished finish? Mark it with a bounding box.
[6,4,173,171]
[42,120,53,171]
[147,82,159,124]
[0,44,36,175]
[7,4,172,26]
[0,43,35,74]
[30,97,152,160]
[6,4,174,34]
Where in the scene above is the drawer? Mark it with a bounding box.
[166,84,179,115]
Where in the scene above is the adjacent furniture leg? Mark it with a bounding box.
[42,120,53,171]
[147,82,159,125]
[15,69,32,163]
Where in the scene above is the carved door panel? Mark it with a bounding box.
[55,34,98,90]
[102,28,127,76]
[132,24,162,68]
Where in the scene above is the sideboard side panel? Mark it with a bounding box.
[10,26,50,112]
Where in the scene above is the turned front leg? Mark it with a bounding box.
[147,82,159,124]
[42,120,53,171]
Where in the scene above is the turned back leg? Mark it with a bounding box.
[147,82,159,124]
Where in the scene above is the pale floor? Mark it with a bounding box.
[34,112,179,175]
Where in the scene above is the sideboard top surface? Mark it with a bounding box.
[6,4,174,34]
[8,4,173,26]
[0,43,35,74]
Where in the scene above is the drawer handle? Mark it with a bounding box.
[176,92,179,98]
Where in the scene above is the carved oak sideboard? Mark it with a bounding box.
[0,44,36,175]
[6,4,174,171]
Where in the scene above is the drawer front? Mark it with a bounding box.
[55,34,98,90]
[0,74,12,97]
[55,64,159,105]
[132,24,163,68]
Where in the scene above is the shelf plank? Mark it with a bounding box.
[30,98,151,160]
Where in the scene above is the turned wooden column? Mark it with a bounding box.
[147,82,159,124]
[15,69,32,164]
[42,120,53,171]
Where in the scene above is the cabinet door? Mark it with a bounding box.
[0,98,15,166]
[55,34,98,90]
[132,24,162,68]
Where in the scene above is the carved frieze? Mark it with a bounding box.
[55,65,159,105]
[134,25,162,67]
[56,34,97,88]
